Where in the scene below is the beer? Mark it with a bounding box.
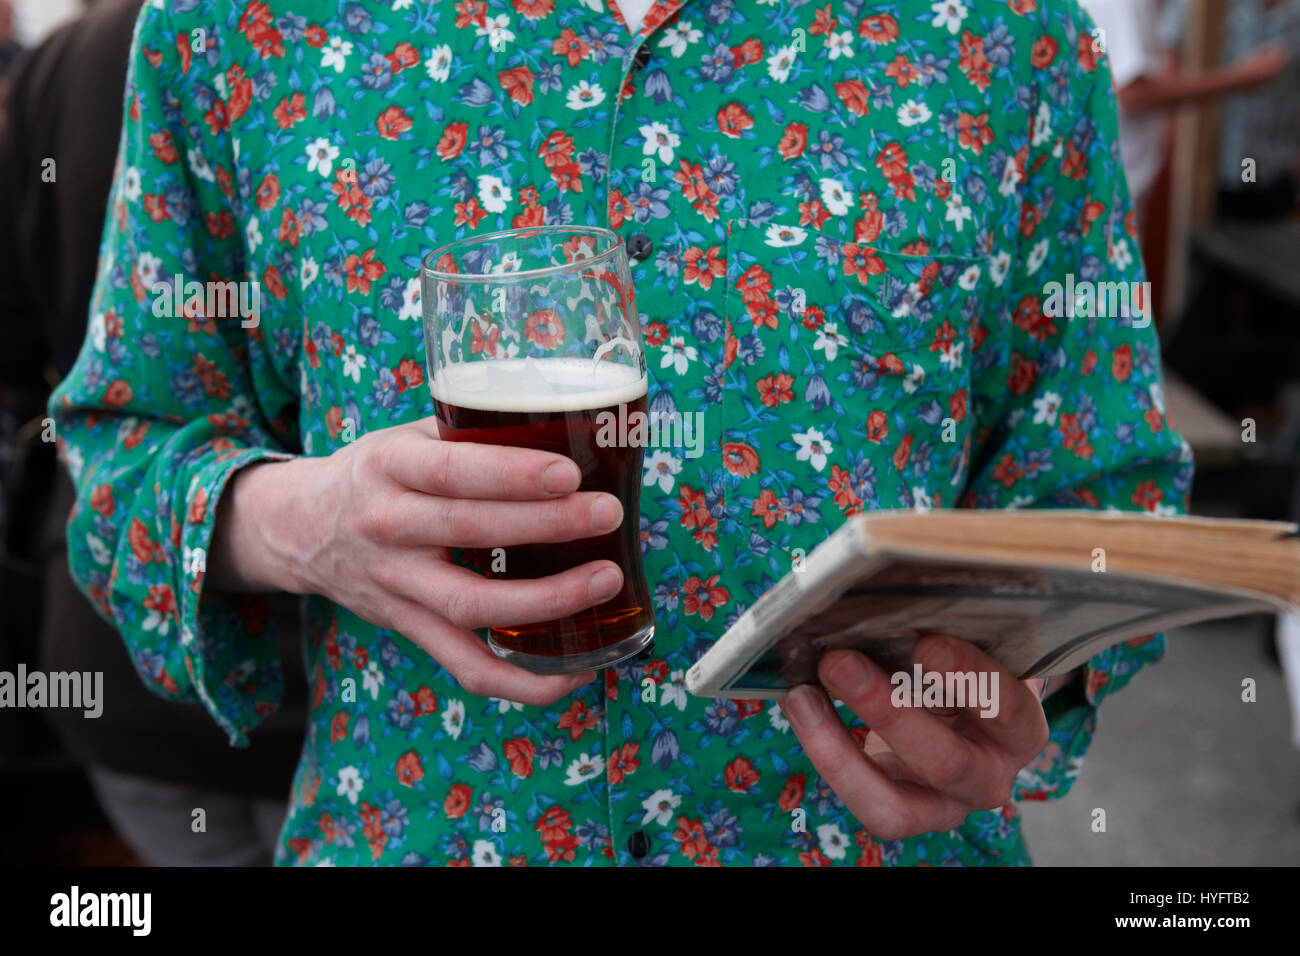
[431,357,655,671]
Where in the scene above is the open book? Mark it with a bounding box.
[685,511,1300,699]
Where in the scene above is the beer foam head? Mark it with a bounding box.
[431,356,647,412]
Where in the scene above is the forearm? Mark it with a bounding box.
[1119,67,1267,114]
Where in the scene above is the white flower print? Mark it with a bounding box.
[398,276,421,321]
[817,822,850,860]
[425,44,452,82]
[897,99,932,127]
[814,322,848,362]
[764,222,807,247]
[122,166,142,202]
[321,35,353,73]
[818,177,851,216]
[930,0,968,35]
[1032,390,1062,426]
[643,449,682,493]
[306,138,339,177]
[766,44,796,82]
[472,840,502,866]
[336,766,362,806]
[442,698,465,740]
[566,80,606,110]
[300,256,319,290]
[659,21,702,57]
[564,752,605,786]
[477,174,512,213]
[641,789,682,826]
[793,427,833,471]
[639,121,681,164]
[825,31,854,60]
[660,335,698,375]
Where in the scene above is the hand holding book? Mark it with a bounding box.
[779,634,1052,842]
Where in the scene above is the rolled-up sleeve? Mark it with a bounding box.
[49,3,300,745]
[960,13,1194,801]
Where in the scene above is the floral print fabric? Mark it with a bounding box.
[51,0,1191,866]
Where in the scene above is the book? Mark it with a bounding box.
[685,511,1300,699]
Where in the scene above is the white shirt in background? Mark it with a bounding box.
[619,0,656,34]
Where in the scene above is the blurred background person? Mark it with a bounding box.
[1085,0,1289,231]
[0,0,306,866]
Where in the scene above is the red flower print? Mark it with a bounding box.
[226,66,253,121]
[535,805,572,843]
[498,65,535,105]
[444,784,472,820]
[503,737,535,777]
[552,28,591,67]
[272,93,306,129]
[991,454,1024,488]
[751,488,787,529]
[303,25,327,47]
[538,130,576,168]
[828,465,863,515]
[722,441,760,478]
[778,122,808,160]
[1012,295,1057,342]
[607,742,640,785]
[1076,31,1100,73]
[1031,35,1059,70]
[103,378,134,409]
[673,816,715,861]
[557,698,600,740]
[892,434,913,472]
[330,710,348,743]
[1112,344,1133,382]
[842,242,886,285]
[867,409,889,443]
[1131,480,1164,512]
[524,310,563,349]
[376,106,413,140]
[730,37,764,68]
[437,121,468,161]
[950,389,968,423]
[956,112,995,155]
[1009,0,1038,13]
[809,5,839,35]
[724,756,759,792]
[799,846,833,867]
[757,372,795,407]
[413,685,438,715]
[205,210,235,239]
[1008,352,1037,395]
[393,358,424,393]
[387,41,420,73]
[682,574,729,621]
[884,53,919,87]
[833,79,871,116]
[682,246,725,289]
[857,13,899,44]
[92,484,116,518]
[454,0,488,29]
[717,102,754,138]
[342,250,386,295]
[552,161,583,192]
[772,775,807,816]
[396,750,424,787]
[148,131,178,164]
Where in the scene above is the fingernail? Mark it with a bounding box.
[590,495,623,532]
[542,461,581,495]
[825,652,871,696]
[588,567,622,602]
[784,685,825,727]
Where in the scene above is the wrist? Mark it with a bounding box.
[209,456,318,594]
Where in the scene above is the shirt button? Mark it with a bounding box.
[627,830,649,859]
[627,233,653,261]
[633,45,651,70]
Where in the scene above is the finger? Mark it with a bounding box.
[391,556,626,632]
[780,684,971,841]
[380,489,623,548]
[820,650,995,806]
[385,430,584,500]
[911,635,1049,761]
[388,594,598,705]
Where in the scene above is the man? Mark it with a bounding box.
[50,0,1190,865]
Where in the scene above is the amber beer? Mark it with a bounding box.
[431,357,655,672]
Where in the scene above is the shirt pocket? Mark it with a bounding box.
[719,219,988,562]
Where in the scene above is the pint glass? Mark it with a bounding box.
[421,227,655,674]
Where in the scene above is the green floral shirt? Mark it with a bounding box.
[51,0,1191,865]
